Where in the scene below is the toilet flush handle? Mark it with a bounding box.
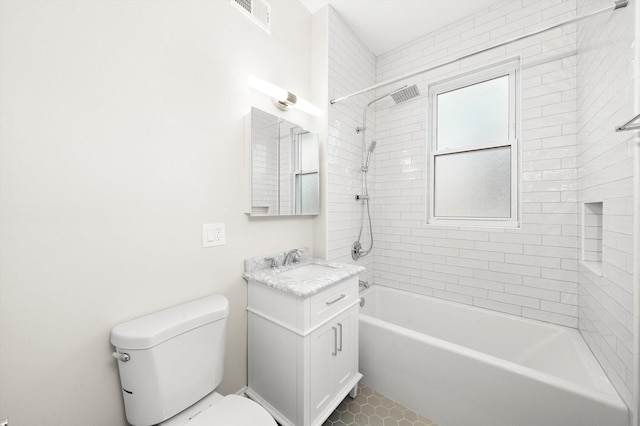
[111,352,131,362]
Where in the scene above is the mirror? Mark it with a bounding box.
[245,107,319,216]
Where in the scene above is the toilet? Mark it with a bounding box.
[111,295,276,426]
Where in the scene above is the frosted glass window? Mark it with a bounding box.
[437,75,509,150]
[434,147,511,218]
[428,59,519,227]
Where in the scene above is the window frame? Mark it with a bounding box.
[427,58,521,228]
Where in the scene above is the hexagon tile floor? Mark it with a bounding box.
[321,383,438,426]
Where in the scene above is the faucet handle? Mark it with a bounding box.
[264,256,278,268]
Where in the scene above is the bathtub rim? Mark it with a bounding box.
[358,285,629,414]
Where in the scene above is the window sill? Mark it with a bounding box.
[427,219,521,229]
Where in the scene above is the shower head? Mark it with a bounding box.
[357,85,420,134]
[368,140,377,153]
[390,84,420,104]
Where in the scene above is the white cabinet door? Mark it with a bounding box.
[333,306,358,391]
[309,304,359,425]
[309,319,337,423]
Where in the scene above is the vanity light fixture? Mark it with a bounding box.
[248,75,321,116]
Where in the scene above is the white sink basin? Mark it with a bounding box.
[277,263,336,280]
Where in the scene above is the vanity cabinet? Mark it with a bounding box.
[246,276,362,426]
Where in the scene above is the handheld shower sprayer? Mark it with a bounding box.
[362,140,377,171]
[368,140,377,154]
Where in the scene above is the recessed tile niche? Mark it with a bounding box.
[582,202,603,275]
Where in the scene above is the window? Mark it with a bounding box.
[428,58,520,227]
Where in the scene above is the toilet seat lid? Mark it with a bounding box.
[188,395,276,426]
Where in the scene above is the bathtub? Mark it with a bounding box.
[359,286,629,426]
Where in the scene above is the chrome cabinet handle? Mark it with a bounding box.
[337,322,343,352]
[326,294,346,306]
[332,326,338,356]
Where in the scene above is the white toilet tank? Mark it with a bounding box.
[111,295,229,426]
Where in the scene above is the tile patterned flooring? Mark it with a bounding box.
[321,383,438,426]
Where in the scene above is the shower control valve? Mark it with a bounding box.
[352,241,363,260]
[355,194,370,201]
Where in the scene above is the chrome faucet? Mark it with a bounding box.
[359,280,370,291]
[283,249,303,266]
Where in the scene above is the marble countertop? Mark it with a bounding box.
[243,258,365,297]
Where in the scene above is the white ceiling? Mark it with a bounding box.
[299,0,499,56]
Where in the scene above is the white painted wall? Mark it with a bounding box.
[0,1,322,424]
[576,0,637,409]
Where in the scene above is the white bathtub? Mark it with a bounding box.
[359,286,628,426]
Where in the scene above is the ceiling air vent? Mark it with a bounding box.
[230,0,271,34]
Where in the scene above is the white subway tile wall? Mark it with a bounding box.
[327,8,377,282]
[327,0,635,407]
[576,0,636,406]
[332,0,581,324]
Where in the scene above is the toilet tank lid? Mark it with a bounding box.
[111,295,229,350]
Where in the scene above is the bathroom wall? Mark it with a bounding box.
[0,1,321,424]
[327,8,377,282]
[576,0,637,408]
[367,0,581,327]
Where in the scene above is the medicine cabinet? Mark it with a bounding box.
[244,107,319,216]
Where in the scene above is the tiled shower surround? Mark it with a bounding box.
[327,8,377,282]
[327,0,636,409]
[576,0,636,405]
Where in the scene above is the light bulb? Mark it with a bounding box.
[248,75,288,101]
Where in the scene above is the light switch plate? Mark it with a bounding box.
[203,223,226,247]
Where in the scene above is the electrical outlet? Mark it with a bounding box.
[203,223,226,247]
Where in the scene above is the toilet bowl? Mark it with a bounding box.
[111,295,275,426]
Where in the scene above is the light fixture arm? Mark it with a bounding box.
[248,75,321,116]
[274,91,297,111]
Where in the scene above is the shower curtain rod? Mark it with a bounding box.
[616,112,640,132]
[330,0,629,105]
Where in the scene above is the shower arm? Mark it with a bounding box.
[329,0,628,105]
[356,86,409,134]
